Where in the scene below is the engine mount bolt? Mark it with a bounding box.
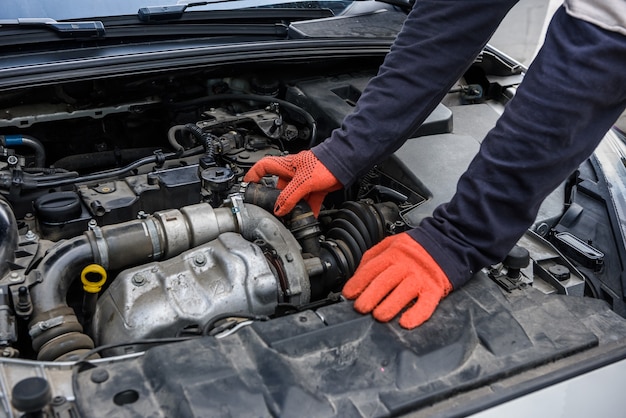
[193,253,207,266]
[24,230,36,241]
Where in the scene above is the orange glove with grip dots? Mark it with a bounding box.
[243,150,342,217]
[342,232,453,329]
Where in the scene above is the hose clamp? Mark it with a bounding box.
[143,217,163,260]
[90,225,110,270]
[29,316,64,339]
[230,194,247,233]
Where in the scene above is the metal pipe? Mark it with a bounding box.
[0,198,18,279]
[1,134,46,167]
[27,201,306,359]
[244,182,321,255]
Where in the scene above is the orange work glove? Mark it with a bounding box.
[342,232,453,329]
[244,150,342,217]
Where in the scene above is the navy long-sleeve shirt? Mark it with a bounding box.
[313,2,626,288]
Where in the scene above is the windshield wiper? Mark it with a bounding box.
[139,1,235,22]
[0,18,105,38]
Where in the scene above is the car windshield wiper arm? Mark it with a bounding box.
[0,18,105,38]
[139,0,415,22]
[139,1,239,22]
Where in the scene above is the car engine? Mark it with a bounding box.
[0,70,423,361]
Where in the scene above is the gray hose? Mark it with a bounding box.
[167,125,186,153]
[28,236,94,317]
[1,134,46,167]
[20,135,46,168]
[0,198,18,278]
[28,236,95,360]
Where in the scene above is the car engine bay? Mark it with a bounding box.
[1,48,626,417]
[0,62,438,361]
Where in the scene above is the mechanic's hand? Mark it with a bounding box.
[342,232,453,329]
[244,150,342,217]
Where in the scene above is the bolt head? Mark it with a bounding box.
[132,274,146,286]
[193,253,207,266]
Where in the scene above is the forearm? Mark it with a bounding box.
[313,0,519,186]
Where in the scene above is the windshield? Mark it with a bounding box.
[2,0,355,20]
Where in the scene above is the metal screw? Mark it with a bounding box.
[88,219,98,230]
[6,155,18,166]
[24,230,36,241]
[193,253,207,266]
[132,273,146,286]
[9,272,20,282]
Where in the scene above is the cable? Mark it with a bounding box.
[75,336,195,363]
[202,312,270,336]
[214,321,254,338]
[34,153,174,188]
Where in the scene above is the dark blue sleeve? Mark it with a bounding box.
[409,8,626,288]
[312,0,520,186]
